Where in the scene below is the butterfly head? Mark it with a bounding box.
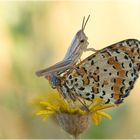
[46,74,60,89]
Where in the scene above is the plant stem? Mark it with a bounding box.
[73,134,81,139]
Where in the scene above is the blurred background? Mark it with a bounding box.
[0,0,140,138]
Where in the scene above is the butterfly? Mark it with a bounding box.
[56,39,140,105]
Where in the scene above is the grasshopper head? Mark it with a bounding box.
[63,15,90,61]
[75,29,88,44]
[75,15,90,44]
[74,15,91,47]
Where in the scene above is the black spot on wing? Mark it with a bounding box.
[74,78,78,82]
[105,99,110,104]
[100,96,103,99]
[111,93,114,98]
[109,73,112,75]
[129,63,132,68]
[125,71,128,77]
[70,80,73,84]
[91,60,94,65]
[86,93,90,96]
[85,97,91,100]
[75,83,79,87]
[129,81,133,86]
[113,66,116,69]
[91,94,95,99]
[68,75,72,79]
[124,55,129,60]
[120,86,124,94]
[122,63,125,68]
[96,66,99,69]
[102,90,106,96]
[79,87,85,91]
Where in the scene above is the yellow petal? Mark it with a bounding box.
[89,98,102,111]
[92,113,102,125]
[39,101,52,106]
[60,103,70,111]
[40,101,57,110]
[36,110,54,116]
[70,108,85,114]
[96,111,112,120]
[94,104,114,112]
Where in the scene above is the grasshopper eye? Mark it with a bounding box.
[80,39,84,43]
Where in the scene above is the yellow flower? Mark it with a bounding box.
[34,92,114,125]
[34,92,115,138]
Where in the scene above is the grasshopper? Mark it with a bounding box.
[36,15,97,88]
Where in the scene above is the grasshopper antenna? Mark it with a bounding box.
[82,16,85,30]
[82,15,90,31]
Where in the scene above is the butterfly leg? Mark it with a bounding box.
[76,96,89,111]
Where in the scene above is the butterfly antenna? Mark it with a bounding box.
[82,15,90,31]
